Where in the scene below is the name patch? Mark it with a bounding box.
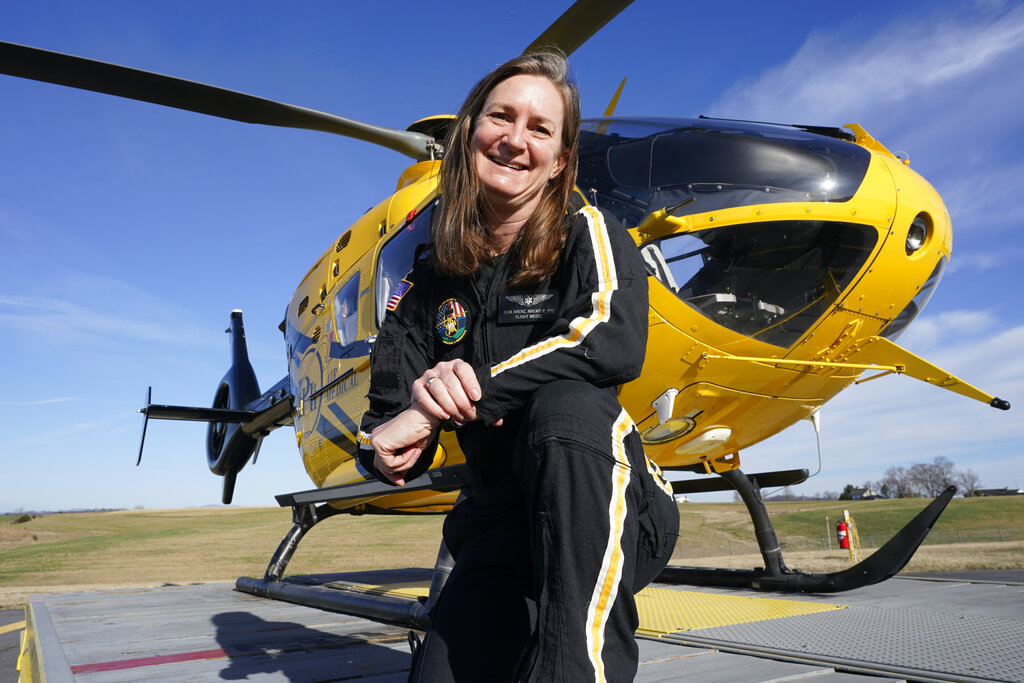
[499,292,559,324]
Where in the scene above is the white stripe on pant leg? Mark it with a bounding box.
[584,409,633,682]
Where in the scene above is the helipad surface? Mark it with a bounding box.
[16,572,1024,682]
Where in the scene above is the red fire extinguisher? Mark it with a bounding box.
[836,520,850,549]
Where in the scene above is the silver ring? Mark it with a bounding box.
[425,376,440,387]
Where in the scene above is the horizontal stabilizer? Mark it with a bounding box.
[142,403,255,423]
[136,378,293,466]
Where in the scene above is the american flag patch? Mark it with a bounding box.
[387,279,414,311]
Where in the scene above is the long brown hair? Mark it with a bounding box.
[432,50,581,287]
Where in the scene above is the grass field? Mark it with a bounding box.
[2,495,1022,609]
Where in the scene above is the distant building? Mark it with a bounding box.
[850,487,882,500]
[974,487,1024,497]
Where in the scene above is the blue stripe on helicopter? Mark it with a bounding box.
[314,414,357,458]
[313,403,375,480]
[327,402,360,434]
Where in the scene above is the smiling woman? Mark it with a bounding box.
[355,50,679,681]
[470,74,567,236]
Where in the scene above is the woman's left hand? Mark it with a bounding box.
[412,359,482,425]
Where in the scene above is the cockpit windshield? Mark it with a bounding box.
[578,118,871,228]
[642,220,878,348]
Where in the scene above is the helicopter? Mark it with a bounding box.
[1,0,1013,626]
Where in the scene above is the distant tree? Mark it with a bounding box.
[957,468,982,497]
[839,483,856,500]
[908,457,958,496]
[931,456,959,493]
[882,465,915,498]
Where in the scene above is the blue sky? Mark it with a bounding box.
[1,0,1021,511]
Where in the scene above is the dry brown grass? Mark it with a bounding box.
[2,501,1021,610]
[0,508,444,609]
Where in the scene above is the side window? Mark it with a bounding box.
[375,202,434,327]
[332,274,360,346]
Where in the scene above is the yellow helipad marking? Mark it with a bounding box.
[349,583,845,638]
[0,620,25,635]
[352,583,430,599]
[636,587,845,637]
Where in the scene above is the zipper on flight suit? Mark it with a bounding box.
[479,252,510,366]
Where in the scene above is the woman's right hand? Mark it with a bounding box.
[370,403,439,486]
[411,359,482,425]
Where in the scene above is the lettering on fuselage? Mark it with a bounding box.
[319,367,359,404]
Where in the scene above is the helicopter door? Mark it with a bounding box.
[293,270,374,486]
[321,271,372,428]
[375,202,434,328]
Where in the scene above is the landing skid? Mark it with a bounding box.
[235,463,955,630]
[659,467,956,593]
[236,466,466,629]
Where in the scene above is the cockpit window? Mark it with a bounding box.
[578,118,871,228]
[642,220,878,348]
[333,274,360,346]
[880,256,946,340]
[376,202,434,327]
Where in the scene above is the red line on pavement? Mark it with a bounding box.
[71,647,229,674]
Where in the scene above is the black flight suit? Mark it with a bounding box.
[357,205,680,682]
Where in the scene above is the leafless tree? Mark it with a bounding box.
[957,468,983,497]
[881,465,915,498]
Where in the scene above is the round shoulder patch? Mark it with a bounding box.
[435,298,468,345]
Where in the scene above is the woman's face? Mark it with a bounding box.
[470,74,567,220]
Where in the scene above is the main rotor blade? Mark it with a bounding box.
[525,0,635,56]
[0,41,435,161]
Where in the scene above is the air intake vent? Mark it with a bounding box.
[335,231,352,252]
[311,326,321,343]
[297,296,309,316]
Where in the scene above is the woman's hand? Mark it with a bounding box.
[371,403,439,486]
[411,359,483,425]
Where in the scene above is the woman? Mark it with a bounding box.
[357,50,679,682]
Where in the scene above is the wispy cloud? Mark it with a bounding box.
[0,397,76,406]
[897,309,1000,352]
[947,245,1024,274]
[709,5,1024,126]
[0,294,186,343]
[0,268,214,349]
[708,4,1024,245]
[1,418,116,449]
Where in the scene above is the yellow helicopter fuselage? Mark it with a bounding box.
[283,117,966,512]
